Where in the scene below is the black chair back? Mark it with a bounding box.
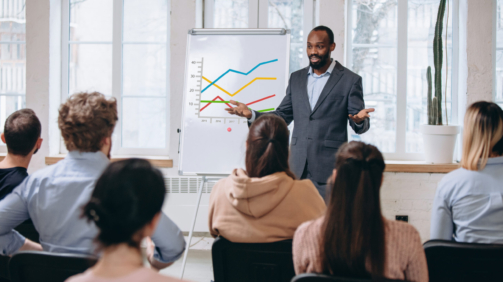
[9,251,97,282]
[291,273,407,282]
[424,239,503,282]
[212,236,296,282]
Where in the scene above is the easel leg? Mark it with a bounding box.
[179,176,206,279]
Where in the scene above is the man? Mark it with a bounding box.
[0,109,42,201]
[226,26,374,198]
[0,92,185,270]
[0,109,42,281]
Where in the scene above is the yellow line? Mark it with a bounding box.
[202,76,276,97]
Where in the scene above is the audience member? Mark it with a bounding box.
[293,141,427,281]
[208,114,325,242]
[0,109,42,201]
[66,159,185,282]
[431,101,503,243]
[0,92,185,270]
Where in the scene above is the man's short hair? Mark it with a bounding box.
[58,92,118,152]
[311,25,335,45]
[4,109,41,156]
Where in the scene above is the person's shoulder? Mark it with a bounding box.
[295,216,324,237]
[64,270,91,282]
[291,66,309,78]
[140,268,186,282]
[385,218,421,241]
[436,167,476,194]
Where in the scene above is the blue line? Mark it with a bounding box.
[201,59,278,93]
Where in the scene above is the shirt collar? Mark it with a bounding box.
[486,156,503,165]
[66,150,110,163]
[308,59,336,77]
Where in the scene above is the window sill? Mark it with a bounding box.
[384,161,459,173]
[45,155,173,168]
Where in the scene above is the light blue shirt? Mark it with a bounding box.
[0,151,185,263]
[430,156,503,243]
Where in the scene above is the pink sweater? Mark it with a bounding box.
[209,169,326,243]
[65,268,185,282]
[293,217,428,282]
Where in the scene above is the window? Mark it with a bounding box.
[204,0,315,73]
[0,0,26,152]
[62,0,169,155]
[495,0,503,108]
[347,0,457,160]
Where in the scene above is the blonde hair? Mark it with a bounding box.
[58,92,118,152]
[461,102,503,171]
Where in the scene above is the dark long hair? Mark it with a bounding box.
[82,159,166,250]
[320,141,386,279]
[245,114,295,179]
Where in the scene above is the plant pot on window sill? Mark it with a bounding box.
[420,124,460,164]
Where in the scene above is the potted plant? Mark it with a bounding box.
[420,0,460,164]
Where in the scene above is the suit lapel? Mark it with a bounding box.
[310,61,345,115]
[298,67,312,114]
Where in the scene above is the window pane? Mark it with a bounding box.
[213,0,249,28]
[69,44,112,95]
[122,97,166,148]
[123,44,167,97]
[70,0,113,42]
[349,0,397,153]
[496,0,503,108]
[123,0,168,42]
[0,1,26,135]
[406,0,453,153]
[268,0,303,74]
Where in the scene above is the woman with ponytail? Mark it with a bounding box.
[293,141,428,281]
[66,159,185,282]
[208,114,326,242]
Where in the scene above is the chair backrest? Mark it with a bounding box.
[291,273,407,282]
[9,251,97,282]
[212,236,296,282]
[424,239,503,282]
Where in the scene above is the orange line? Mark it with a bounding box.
[202,76,276,97]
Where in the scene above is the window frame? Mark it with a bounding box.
[345,0,459,161]
[203,0,315,67]
[60,0,170,156]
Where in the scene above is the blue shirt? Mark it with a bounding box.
[430,156,503,243]
[0,151,185,263]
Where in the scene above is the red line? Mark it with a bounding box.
[245,94,276,106]
[200,96,232,112]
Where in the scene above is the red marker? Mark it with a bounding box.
[227,127,232,132]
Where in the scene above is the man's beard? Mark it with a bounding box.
[309,52,330,70]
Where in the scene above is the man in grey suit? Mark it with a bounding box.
[226,26,374,198]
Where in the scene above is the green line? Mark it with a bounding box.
[200,100,231,103]
[257,108,275,112]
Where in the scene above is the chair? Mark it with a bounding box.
[212,236,296,282]
[9,251,97,282]
[424,239,503,282]
[291,273,407,282]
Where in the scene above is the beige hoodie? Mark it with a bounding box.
[208,169,326,243]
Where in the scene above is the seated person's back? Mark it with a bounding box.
[0,92,185,269]
[293,141,428,282]
[431,101,503,243]
[66,159,186,282]
[209,114,326,243]
[0,109,42,201]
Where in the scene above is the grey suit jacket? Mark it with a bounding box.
[254,61,369,183]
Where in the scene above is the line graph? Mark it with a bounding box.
[201,59,278,93]
[202,76,276,97]
[200,94,276,112]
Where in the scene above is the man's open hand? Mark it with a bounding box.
[349,108,375,124]
[225,100,252,119]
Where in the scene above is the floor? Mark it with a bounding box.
[159,236,214,282]
[160,250,213,282]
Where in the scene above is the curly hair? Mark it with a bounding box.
[58,92,118,152]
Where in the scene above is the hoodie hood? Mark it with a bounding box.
[224,168,295,218]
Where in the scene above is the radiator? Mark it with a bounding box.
[164,177,218,194]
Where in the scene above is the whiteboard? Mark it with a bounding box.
[179,29,290,175]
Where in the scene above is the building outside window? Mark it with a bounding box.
[495,0,503,108]
[0,0,26,153]
[62,0,169,155]
[347,0,457,160]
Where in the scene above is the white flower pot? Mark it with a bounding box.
[420,124,460,164]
